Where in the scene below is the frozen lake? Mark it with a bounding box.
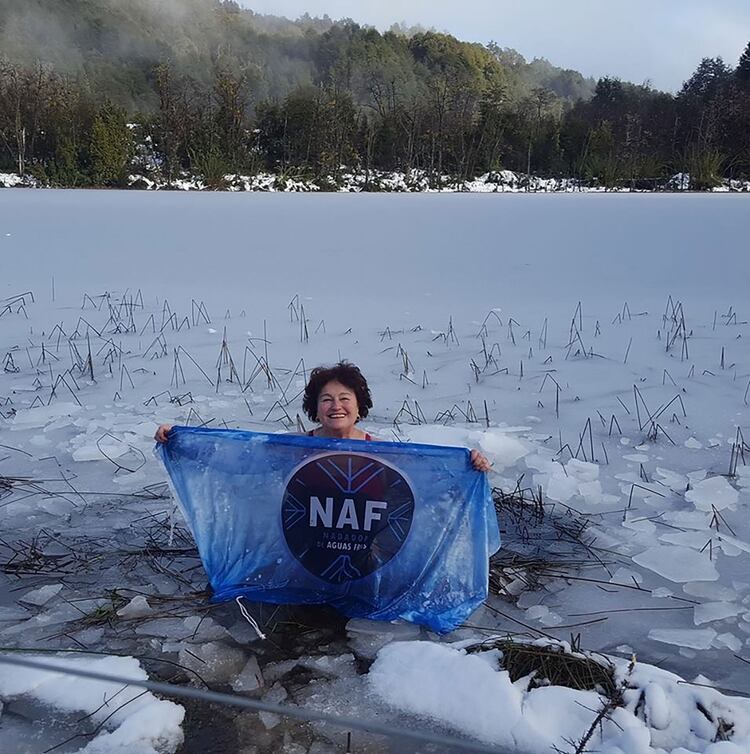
[2,190,750,753]
[4,190,749,318]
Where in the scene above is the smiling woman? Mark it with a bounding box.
[154,361,491,471]
[302,362,373,440]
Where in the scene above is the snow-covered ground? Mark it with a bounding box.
[3,168,750,193]
[1,190,749,753]
[117,169,750,193]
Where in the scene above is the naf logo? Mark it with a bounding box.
[281,453,415,583]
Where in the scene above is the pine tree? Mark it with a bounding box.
[737,42,750,88]
[680,57,732,100]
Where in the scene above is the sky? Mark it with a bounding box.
[239,0,750,92]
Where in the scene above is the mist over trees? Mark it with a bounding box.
[0,0,748,188]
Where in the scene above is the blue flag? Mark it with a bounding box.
[158,427,500,633]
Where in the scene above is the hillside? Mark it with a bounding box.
[0,0,747,187]
[0,0,595,111]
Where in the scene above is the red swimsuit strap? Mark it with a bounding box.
[308,430,372,440]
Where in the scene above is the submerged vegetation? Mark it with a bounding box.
[0,0,749,188]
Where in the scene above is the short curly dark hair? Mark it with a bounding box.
[302,362,373,423]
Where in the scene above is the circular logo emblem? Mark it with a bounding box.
[282,452,415,583]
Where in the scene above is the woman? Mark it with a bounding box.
[155,361,491,471]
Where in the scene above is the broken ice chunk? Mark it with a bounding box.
[181,615,229,642]
[19,584,63,606]
[178,641,246,684]
[258,683,288,729]
[298,653,356,680]
[713,633,742,651]
[116,595,153,619]
[648,628,717,649]
[346,618,420,643]
[685,476,738,512]
[658,530,713,549]
[693,602,743,625]
[135,618,186,638]
[632,545,719,583]
[523,605,562,626]
[683,582,738,601]
[231,655,264,694]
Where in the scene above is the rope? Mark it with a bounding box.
[235,595,266,640]
[0,653,511,754]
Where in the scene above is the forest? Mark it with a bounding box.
[0,0,748,189]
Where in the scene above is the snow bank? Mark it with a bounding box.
[368,640,750,754]
[0,172,36,188]
[369,640,601,751]
[0,654,185,754]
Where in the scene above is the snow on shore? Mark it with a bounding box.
[128,169,750,193]
[2,168,750,192]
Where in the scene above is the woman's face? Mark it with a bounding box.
[316,380,359,434]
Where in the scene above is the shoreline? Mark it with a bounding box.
[3,169,749,193]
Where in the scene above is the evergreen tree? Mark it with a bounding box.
[737,42,750,88]
[89,103,133,186]
[680,57,732,100]
[213,68,250,167]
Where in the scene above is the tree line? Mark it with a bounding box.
[0,1,748,188]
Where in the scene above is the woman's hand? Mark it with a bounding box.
[470,449,492,473]
[154,424,174,443]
